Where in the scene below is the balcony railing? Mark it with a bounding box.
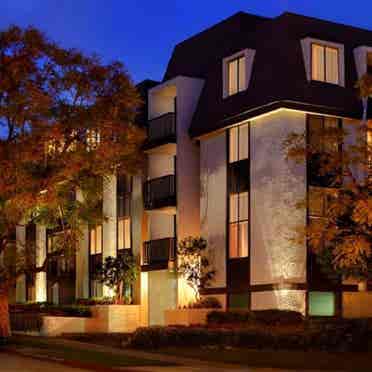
[145,112,176,148]
[47,255,75,280]
[142,237,176,266]
[144,174,176,210]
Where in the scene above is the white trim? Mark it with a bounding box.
[301,37,345,87]
[222,48,256,99]
[354,46,372,79]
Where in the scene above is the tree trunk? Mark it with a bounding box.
[0,286,10,339]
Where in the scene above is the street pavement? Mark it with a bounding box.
[1,351,90,372]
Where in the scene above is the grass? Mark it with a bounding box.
[8,336,174,368]
[152,346,372,371]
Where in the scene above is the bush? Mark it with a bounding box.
[128,321,369,352]
[207,309,303,326]
[76,297,116,306]
[9,303,91,317]
[186,297,222,309]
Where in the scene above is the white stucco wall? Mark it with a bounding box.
[148,270,177,325]
[250,110,307,286]
[148,154,174,180]
[149,212,174,240]
[35,224,47,302]
[102,174,117,297]
[148,85,176,120]
[200,132,227,288]
[251,290,306,315]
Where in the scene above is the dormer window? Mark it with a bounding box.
[311,43,339,84]
[301,38,345,87]
[223,49,255,98]
[227,55,246,96]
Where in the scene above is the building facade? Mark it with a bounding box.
[15,11,371,323]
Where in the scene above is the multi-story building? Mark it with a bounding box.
[15,11,371,323]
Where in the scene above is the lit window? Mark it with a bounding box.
[229,123,249,163]
[227,55,246,96]
[308,291,335,316]
[118,217,131,250]
[86,129,100,151]
[90,225,102,255]
[312,44,339,84]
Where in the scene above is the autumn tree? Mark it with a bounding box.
[284,74,371,286]
[0,25,145,338]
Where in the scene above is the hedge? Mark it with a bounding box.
[207,309,304,326]
[129,320,370,352]
[9,303,91,317]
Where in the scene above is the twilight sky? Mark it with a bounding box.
[1,1,372,83]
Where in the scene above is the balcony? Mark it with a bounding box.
[142,237,176,269]
[144,112,176,151]
[144,175,176,210]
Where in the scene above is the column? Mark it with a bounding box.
[102,174,117,297]
[75,189,89,299]
[35,225,47,302]
[15,224,26,303]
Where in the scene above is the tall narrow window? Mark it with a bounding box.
[228,55,246,96]
[311,44,339,84]
[90,225,102,255]
[228,123,249,259]
[117,174,132,252]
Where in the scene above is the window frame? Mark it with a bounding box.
[89,224,103,256]
[222,49,256,99]
[227,123,250,260]
[311,43,340,85]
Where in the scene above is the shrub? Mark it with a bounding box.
[9,303,91,317]
[207,309,303,326]
[76,297,117,306]
[128,321,369,352]
[186,297,222,309]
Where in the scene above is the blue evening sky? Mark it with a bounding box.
[1,1,372,83]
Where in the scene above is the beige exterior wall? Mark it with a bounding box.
[148,269,177,325]
[251,290,306,315]
[200,132,227,289]
[148,153,174,180]
[250,110,307,287]
[148,212,174,240]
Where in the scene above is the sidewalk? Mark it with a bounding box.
[8,336,324,372]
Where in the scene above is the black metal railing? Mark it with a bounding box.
[143,174,176,210]
[147,112,176,146]
[142,237,176,266]
[47,255,75,280]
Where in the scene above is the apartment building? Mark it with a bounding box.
[15,11,371,323]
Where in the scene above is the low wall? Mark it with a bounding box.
[42,316,86,337]
[165,309,222,326]
[343,292,372,318]
[39,305,141,336]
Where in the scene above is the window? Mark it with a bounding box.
[227,55,246,96]
[89,225,102,255]
[308,291,335,316]
[118,217,131,250]
[223,49,255,98]
[312,44,339,84]
[308,115,342,187]
[228,123,249,259]
[86,129,100,151]
[117,174,132,252]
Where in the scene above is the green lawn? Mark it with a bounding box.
[152,347,372,371]
[9,336,174,368]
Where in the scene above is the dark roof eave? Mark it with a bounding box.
[190,100,364,138]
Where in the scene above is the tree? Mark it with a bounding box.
[283,74,371,284]
[0,25,145,338]
[177,236,215,301]
[99,254,139,304]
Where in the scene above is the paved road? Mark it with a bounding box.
[1,351,91,372]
